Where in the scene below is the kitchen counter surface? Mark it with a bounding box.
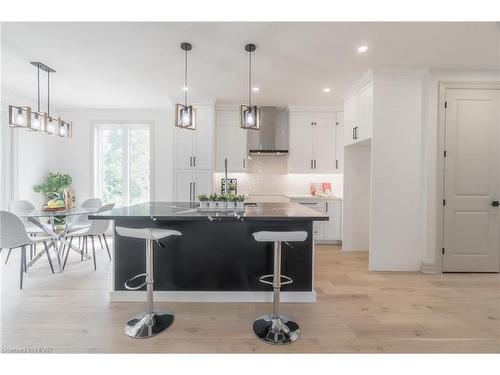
[285,194,342,200]
[90,201,328,221]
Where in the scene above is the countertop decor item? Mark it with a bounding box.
[175,42,196,130]
[9,62,72,137]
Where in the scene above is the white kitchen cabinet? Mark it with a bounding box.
[313,127,336,172]
[215,110,247,172]
[344,82,373,147]
[173,104,215,170]
[335,111,344,172]
[289,198,342,243]
[174,170,214,202]
[288,111,336,174]
[288,127,315,172]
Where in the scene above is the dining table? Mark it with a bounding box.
[17,207,98,272]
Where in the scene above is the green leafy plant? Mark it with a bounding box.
[197,193,209,201]
[228,194,239,202]
[236,195,245,202]
[33,172,72,200]
[218,194,228,202]
[208,193,219,202]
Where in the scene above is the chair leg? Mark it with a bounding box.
[63,237,73,270]
[97,235,104,250]
[91,236,97,271]
[102,234,112,261]
[5,248,12,265]
[20,246,26,289]
[81,237,85,262]
[43,241,55,274]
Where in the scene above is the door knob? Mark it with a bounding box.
[491,201,499,207]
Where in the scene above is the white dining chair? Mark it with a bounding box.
[7,200,46,264]
[0,211,56,289]
[69,198,103,249]
[63,203,115,271]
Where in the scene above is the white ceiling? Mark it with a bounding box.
[1,22,499,109]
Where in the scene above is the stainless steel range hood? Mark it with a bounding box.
[247,106,288,155]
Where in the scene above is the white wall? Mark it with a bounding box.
[342,141,371,251]
[421,69,500,269]
[369,71,425,271]
[1,88,61,207]
[56,107,174,204]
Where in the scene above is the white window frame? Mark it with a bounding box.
[92,122,154,206]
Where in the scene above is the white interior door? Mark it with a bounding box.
[443,88,500,272]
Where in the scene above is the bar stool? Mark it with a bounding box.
[252,230,308,345]
[115,226,182,339]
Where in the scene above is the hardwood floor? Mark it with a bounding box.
[1,243,500,353]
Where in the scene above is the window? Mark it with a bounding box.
[94,124,152,206]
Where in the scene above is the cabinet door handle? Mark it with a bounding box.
[189,182,192,201]
[243,158,246,169]
[314,160,317,169]
[189,156,192,167]
[335,160,338,169]
[311,160,313,169]
[193,182,196,200]
[326,202,329,212]
[193,156,196,167]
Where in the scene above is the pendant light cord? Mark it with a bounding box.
[248,50,252,107]
[47,71,50,116]
[184,48,188,106]
[37,65,40,112]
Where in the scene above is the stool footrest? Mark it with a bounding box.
[259,274,293,286]
[125,273,148,290]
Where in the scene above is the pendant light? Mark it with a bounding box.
[240,43,260,130]
[175,42,196,130]
[8,62,72,138]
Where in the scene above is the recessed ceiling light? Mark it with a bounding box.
[182,86,189,91]
[323,88,331,93]
[357,45,368,53]
[252,87,259,92]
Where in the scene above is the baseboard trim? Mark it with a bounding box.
[420,261,441,274]
[110,290,317,303]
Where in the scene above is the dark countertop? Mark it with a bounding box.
[90,202,328,221]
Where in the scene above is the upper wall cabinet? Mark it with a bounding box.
[335,111,344,172]
[173,104,215,170]
[343,82,373,147]
[288,110,337,174]
[215,109,247,172]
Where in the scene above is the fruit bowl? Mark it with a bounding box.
[42,206,67,212]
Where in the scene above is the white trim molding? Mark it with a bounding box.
[110,290,317,303]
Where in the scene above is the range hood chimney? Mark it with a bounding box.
[247,106,288,155]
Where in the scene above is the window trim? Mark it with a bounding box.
[92,121,154,206]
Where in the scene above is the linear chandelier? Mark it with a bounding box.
[175,42,196,130]
[9,62,72,137]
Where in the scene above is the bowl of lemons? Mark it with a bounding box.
[42,199,66,212]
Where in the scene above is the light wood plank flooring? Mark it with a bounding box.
[1,244,500,353]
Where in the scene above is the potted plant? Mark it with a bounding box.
[228,183,237,196]
[197,193,209,208]
[226,194,237,209]
[236,195,245,209]
[33,172,73,228]
[218,193,228,209]
[208,193,219,209]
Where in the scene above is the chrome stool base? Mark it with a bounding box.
[253,314,300,345]
[124,310,174,339]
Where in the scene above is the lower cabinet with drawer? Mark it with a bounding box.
[289,198,342,244]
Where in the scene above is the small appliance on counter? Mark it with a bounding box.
[309,182,332,197]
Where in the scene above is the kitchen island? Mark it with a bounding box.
[90,202,328,303]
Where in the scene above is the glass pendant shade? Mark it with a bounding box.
[59,120,72,137]
[46,116,60,135]
[9,106,31,129]
[240,105,260,130]
[30,111,47,132]
[175,103,196,130]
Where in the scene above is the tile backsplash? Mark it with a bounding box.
[214,155,343,197]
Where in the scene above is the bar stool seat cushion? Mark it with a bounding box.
[116,227,182,241]
[252,231,307,243]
